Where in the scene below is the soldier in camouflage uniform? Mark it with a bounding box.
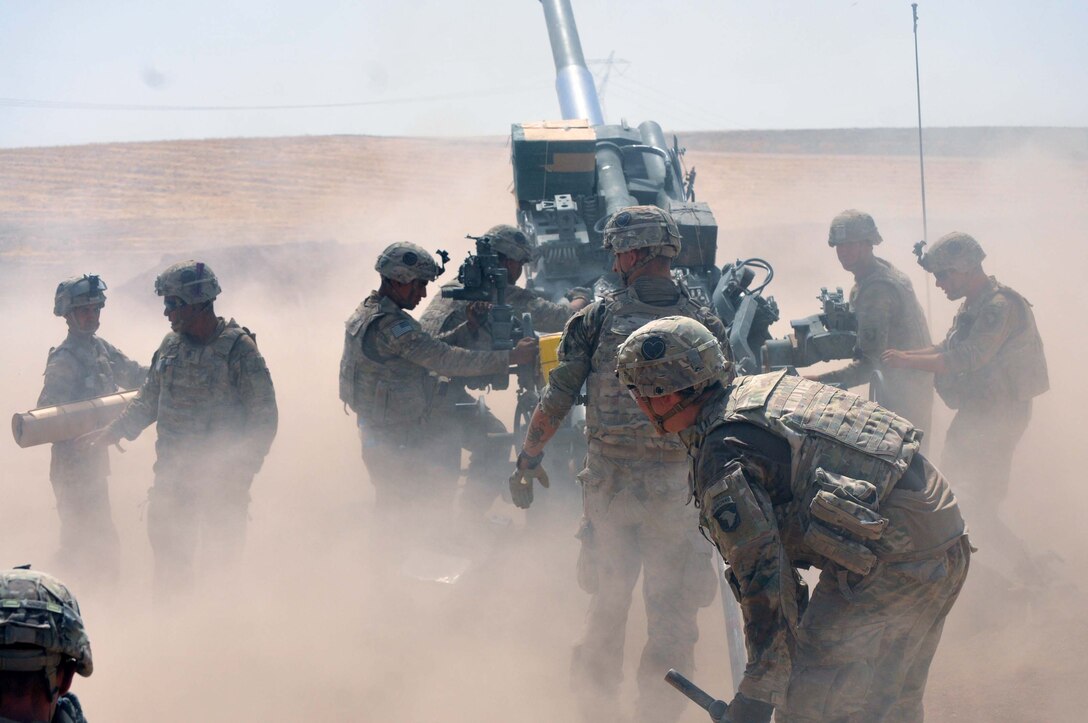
[0,568,92,723]
[883,232,1048,571]
[38,275,147,585]
[339,242,537,512]
[618,317,969,723]
[94,261,278,599]
[419,224,590,517]
[509,206,723,723]
[808,210,934,436]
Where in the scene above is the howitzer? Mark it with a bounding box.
[12,390,137,448]
[664,669,729,722]
[761,287,858,372]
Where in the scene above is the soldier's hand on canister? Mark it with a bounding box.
[74,423,123,453]
[509,336,539,366]
[465,301,492,330]
[724,692,773,723]
[509,449,549,509]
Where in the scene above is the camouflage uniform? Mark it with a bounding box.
[617,319,969,723]
[921,234,1049,530]
[815,211,934,434]
[537,207,723,722]
[0,569,93,723]
[111,263,278,596]
[339,243,515,510]
[38,276,147,583]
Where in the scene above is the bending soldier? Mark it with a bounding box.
[510,206,723,723]
[618,317,969,723]
[807,210,933,435]
[38,275,147,585]
[0,568,92,723]
[92,261,278,599]
[419,224,589,518]
[339,242,537,512]
[883,232,1048,571]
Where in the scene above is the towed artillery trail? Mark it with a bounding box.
[1,129,1086,721]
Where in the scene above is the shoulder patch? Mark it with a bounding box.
[390,319,416,338]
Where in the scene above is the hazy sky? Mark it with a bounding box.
[2,0,1085,148]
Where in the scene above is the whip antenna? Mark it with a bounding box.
[912,3,933,323]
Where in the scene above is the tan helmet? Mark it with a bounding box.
[828,209,883,247]
[0,568,93,689]
[53,275,107,317]
[154,260,221,305]
[602,205,682,259]
[919,232,986,273]
[485,224,533,264]
[616,316,729,398]
[375,242,443,283]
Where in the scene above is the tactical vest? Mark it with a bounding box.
[936,281,1049,407]
[339,294,435,431]
[853,258,931,351]
[586,283,713,453]
[48,335,120,401]
[709,371,926,574]
[153,319,252,443]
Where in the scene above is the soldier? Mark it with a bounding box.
[509,206,723,723]
[617,317,969,723]
[90,261,278,599]
[419,224,590,517]
[883,232,1048,570]
[0,568,92,723]
[38,275,147,585]
[807,210,934,435]
[339,242,538,512]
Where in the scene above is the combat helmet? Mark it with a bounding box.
[53,275,107,317]
[0,568,93,692]
[827,210,883,247]
[919,232,986,274]
[602,205,682,259]
[485,224,533,264]
[154,260,221,305]
[617,316,729,398]
[375,242,443,283]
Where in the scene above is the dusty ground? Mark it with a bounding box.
[1,128,1086,721]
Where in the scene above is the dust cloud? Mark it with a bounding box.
[1,131,1086,721]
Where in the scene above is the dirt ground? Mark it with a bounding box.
[1,129,1085,721]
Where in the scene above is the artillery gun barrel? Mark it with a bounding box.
[12,390,137,448]
[540,0,605,125]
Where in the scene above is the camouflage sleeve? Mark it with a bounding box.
[537,304,599,419]
[941,294,1017,375]
[525,295,576,333]
[230,336,279,472]
[378,316,510,377]
[698,308,733,362]
[37,349,82,407]
[694,428,798,705]
[815,281,899,388]
[113,347,164,440]
[102,340,149,390]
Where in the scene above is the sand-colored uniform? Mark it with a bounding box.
[814,257,933,434]
[538,276,725,723]
[113,318,278,596]
[419,285,578,513]
[935,277,1047,553]
[681,371,968,722]
[38,332,147,582]
[339,292,512,509]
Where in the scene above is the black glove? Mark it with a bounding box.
[725,693,773,723]
[508,450,549,509]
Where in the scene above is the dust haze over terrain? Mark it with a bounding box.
[1,128,1087,721]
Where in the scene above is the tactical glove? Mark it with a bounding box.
[509,449,549,509]
[725,693,773,723]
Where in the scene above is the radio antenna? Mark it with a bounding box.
[911,3,933,323]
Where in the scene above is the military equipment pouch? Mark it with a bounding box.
[809,468,888,543]
[803,520,877,576]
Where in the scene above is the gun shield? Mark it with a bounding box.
[12,390,138,448]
